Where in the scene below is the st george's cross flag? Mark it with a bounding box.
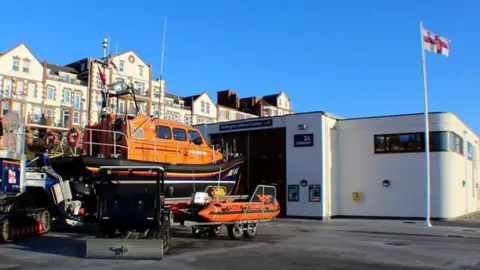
[422,27,450,57]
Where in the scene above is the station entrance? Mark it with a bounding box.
[210,128,287,216]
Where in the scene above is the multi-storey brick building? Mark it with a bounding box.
[0,42,292,129]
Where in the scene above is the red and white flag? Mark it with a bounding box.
[107,54,118,70]
[422,27,450,57]
[97,66,106,86]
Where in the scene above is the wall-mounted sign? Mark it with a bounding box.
[288,185,299,202]
[219,119,273,131]
[294,133,314,147]
[352,191,361,203]
[309,185,321,202]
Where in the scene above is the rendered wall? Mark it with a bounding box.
[335,112,480,219]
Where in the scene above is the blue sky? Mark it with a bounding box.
[4,0,480,132]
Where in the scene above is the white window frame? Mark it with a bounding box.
[118,100,125,113]
[28,83,35,97]
[3,80,12,98]
[1,101,9,115]
[74,91,81,109]
[45,108,53,118]
[63,89,71,104]
[47,87,54,100]
[12,56,19,71]
[16,81,24,97]
[200,101,205,113]
[12,102,21,113]
[33,107,41,122]
[72,111,80,125]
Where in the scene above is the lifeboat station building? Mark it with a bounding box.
[194,111,480,220]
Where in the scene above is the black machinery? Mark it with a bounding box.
[85,165,172,260]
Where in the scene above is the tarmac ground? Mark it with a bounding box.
[1,217,480,270]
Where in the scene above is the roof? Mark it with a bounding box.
[46,63,78,75]
[165,93,185,100]
[0,43,43,66]
[262,94,279,106]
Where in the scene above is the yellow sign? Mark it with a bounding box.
[352,192,361,202]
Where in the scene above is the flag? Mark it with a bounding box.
[107,54,118,70]
[97,66,106,86]
[422,27,450,57]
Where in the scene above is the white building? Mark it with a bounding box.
[196,111,480,220]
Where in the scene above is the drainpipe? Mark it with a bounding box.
[86,58,92,125]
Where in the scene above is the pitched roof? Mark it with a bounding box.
[165,92,185,100]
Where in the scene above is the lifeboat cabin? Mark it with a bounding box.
[82,113,223,165]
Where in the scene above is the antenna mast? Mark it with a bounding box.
[160,17,167,79]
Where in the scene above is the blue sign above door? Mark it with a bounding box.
[294,133,314,147]
[219,119,273,131]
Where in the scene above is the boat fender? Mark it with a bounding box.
[44,131,57,150]
[67,128,81,147]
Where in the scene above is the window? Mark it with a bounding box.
[374,131,463,154]
[173,113,180,122]
[230,111,236,120]
[74,92,81,109]
[16,81,23,97]
[12,102,21,113]
[173,128,187,141]
[119,61,124,72]
[154,87,161,98]
[118,100,125,113]
[22,58,30,73]
[12,56,19,71]
[206,103,210,114]
[45,109,53,118]
[47,87,54,100]
[28,83,35,97]
[132,128,144,140]
[3,80,12,98]
[166,111,173,120]
[449,132,464,155]
[156,125,172,139]
[80,63,86,71]
[200,101,205,113]
[278,99,282,107]
[240,114,247,120]
[62,111,70,126]
[188,130,202,144]
[33,107,41,122]
[468,142,474,160]
[64,89,71,104]
[97,92,104,107]
[219,109,226,119]
[72,111,80,124]
[139,65,143,76]
[1,101,9,115]
[184,115,191,125]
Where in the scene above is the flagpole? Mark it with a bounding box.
[420,21,432,228]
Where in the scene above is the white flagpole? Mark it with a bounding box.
[420,21,432,228]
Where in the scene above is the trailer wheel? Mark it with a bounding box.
[227,224,243,240]
[243,223,258,238]
[39,210,51,233]
[206,226,222,237]
[0,220,10,243]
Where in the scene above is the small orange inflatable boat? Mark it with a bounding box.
[196,194,280,223]
[181,185,280,240]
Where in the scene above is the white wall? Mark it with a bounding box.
[192,92,217,124]
[285,112,324,217]
[335,112,480,219]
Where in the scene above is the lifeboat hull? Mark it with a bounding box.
[48,155,245,198]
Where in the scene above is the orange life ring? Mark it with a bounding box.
[44,131,56,150]
[67,128,81,147]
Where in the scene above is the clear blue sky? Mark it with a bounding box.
[4,0,480,133]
